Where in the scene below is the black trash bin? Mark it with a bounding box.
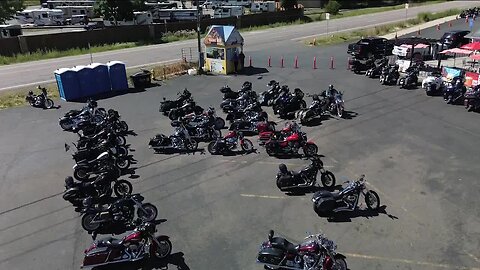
[130,70,152,89]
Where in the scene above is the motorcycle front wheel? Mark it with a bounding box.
[214,117,225,130]
[81,213,100,232]
[74,167,90,181]
[115,158,131,170]
[365,190,380,210]
[137,203,158,222]
[186,139,198,151]
[153,238,172,259]
[337,105,344,118]
[118,121,129,133]
[333,257,348,270]
[303,144,318,157]
[320,171,336,188]
[168,110,178,121]
[44,99,54,109]
[116,135,127,146]
[113,180,132,197]
[59,119,74,130]
[241,139,254,153]
[207,142,218,155]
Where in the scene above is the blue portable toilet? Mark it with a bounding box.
[88,63,111,94]
[72,65,96,98]
[107,61,129,92]
[54,68,81,101]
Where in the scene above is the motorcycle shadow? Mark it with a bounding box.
[123,130,138,136]
[100,252,191,270]
[215,149,258,156]
[323,205,398,223]
[153,148,206,155]
[284,184,342,196]
[341,110,358,120]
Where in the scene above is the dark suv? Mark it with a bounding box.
[437,30,470,50]
[347,37,394,60]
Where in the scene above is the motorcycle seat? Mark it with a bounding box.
[270,237,297,254]
[65,110,81,116]
[97,237,123,248]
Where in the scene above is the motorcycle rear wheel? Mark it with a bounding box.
[138,203,158,222]
[113,180,132,197]
[116,135,127,146]
[153,238,172,259]
[59,119,74,130]
[241,139,254,153]
[215,117,225,130]
[81,213,100,232]
[365,190,380,210]
[44,99,54,109]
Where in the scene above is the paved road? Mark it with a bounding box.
[1,21,479,270]
[0,1,478,91]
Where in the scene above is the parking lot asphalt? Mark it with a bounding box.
[1,22,480,270]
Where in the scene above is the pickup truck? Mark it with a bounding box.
[347,37,394,59]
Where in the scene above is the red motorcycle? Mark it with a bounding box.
[265,131,318,157]
[207,130,254,155]
[81,220,172,269]
[259,121,299,145]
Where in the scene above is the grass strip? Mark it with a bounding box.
[307,9,460,46]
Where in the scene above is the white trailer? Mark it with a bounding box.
[16,8,65,26]
[153,9,203,22]
[203,0,253,9]
[103,11,153,26]
[213,6,244,18]
[250,1,275,12]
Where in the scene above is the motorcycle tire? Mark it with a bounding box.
[73,167,90,181]
[300,100,307,109]
[153,238,172,259]
[44,99,54,109]
[334,256,348,270]
[116,135,127,146]
[113,180,133,197]
[168,110,178,121]
[320,171,336,188]
[303,144,318,157]
[116,146,129,157]
[137,203,158,222]
[265,145,275,156]
[118,121,129,133]
[214,117,225,130]
[447,95,453,104]
[59,119,74,131]
[276,177,286,191]
[365,190,380,210]
[81,213,100,232]
[379,76,385,85]
[467,105,474,112]
[207,142,218,155]
[186,139,198,151]
[337,106,344,118]
[115,158,131,170]
[241,139,254,153]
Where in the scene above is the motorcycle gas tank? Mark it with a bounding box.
[224,131,237,139]
[285,133,299,142]
[297,240,319,254]
[123,231,142,243]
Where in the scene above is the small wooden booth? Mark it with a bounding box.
[204,25,244,75]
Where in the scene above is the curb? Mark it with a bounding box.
[382,15,458,39]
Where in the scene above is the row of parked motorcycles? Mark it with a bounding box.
[58,100,173,269]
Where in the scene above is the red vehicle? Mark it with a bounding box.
[259,121,299,145]
[264,130,318,157]
[81,220,172,269]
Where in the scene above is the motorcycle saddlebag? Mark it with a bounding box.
[83,247,109,267]
[313,191,335,211]
[257,247,284,265]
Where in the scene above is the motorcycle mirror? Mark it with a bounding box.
[163,97,166,101]
[268,230,274,241]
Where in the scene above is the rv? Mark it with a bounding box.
[250,1,275,12]
[213,6,244,18]
[16,8,65,26]
[56,6,95,18]
[211,0,253,7]
[0,25,23,38]
[153,9,205,22]
[103,11,153,26]
[43,0,95,9]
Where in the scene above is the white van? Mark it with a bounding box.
[16,8,65,26]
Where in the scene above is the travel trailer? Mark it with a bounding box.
[213,6,244,18]
[16,8,65,26]
[43,0,95,9]
[103,11,153,26]
[250,1,275,12]
[153,9,204,22]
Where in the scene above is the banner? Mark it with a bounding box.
[442,67,462,81]
[465,71,479,87]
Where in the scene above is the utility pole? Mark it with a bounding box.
[196,0,203,73]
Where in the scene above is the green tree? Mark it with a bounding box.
[281,0,298,10]
[0,0,25,24]
[325,0,341,15]
[94,0,134,25]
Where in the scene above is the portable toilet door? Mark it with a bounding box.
[72,65,95,99]
[88,63,111,94]
[107,61,129,91]
[54,68,81,101]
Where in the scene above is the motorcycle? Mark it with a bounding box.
[148,121,198,153]
[273,88,307,119]
[326,92,345,118]
[259,121,300,146]
[379,65,400,85]
[257,230,347,270]
[265,131,318,157]
[397,67,419,89]
[81,194,158,233]
[81,220,172,268]
[77,127,127,148]
[365,58,388,78]
[350,57,375,74]
[168,101,203,121]
[181,107,225,130]
[422,72,445,96]
[444,78,466,105]
[226,103,265,124]
[276,156,336,192]
[312,175,380,216]
[259,80,281,106]
[464,86,480,112]
[59,100,106,131]
[228,112,276,134]
[296,95,325,124]
[183,118,222,142]
[207,130,254,155]
[159,88,192,116]
[220,82,257,101]
[73,152,124,181]
[25,86,54,109]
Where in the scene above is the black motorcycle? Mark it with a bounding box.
[159,89,192,116]
[183,118,222,142]
[398,67,419,89]
[444,79,466,105]
[59,100,106,131]
[365,58,388,78]
[257,230,348,270]
[181,107,225,130]
[168,101,203,120]
[73,152,124,181]
[312,175,380,216]
[464,86,480,112]
[26,86,54,109]
[379,65,400,85]
[273,88,307,119]
[81,194,157,233]
[259,80,281,106]
[350,57,375,74]
[149,121,198,152]
[276,156,336,192]
[296,94,325,124]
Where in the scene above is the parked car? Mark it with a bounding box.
[437,30,470,50]
[347,37,394,59]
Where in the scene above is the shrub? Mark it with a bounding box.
[325,0,341,15]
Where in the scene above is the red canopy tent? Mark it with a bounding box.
[461,42,480,51]
[470,54,480,60]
